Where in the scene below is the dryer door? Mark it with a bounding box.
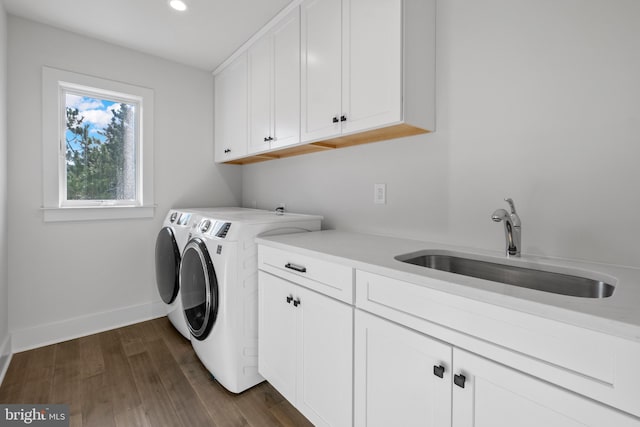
[155,227,181,304]
[180,238,219,340]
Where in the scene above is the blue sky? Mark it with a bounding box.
[65,94,121,144]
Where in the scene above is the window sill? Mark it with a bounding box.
[42,205,156,222]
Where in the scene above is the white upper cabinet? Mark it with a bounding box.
[214,52,248,162]
[272,8,301,150]
[301,0,403,141]
[300,0,343,142]
[248,36,273,154]
[248,7,301,154]
[301,0,433,143]
[214,0,436,164]
[343,0,403,135]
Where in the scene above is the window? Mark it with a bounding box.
[42,67,154,221]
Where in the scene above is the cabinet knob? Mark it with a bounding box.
[264,137,269,142]
[268,136,274,141]
[433,365,445,378]
[332,116,339,123]
[224,148,231,153]
[293,298,301,307]
[286,295,293,304]
[340,115,347,122]
[454,373,466,388]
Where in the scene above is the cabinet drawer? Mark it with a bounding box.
[259,245,354,303]
[356,270,640,418]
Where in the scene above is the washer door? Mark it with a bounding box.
[155,227,181,304]
[180,238,219,340]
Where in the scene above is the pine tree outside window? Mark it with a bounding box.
[63,91,139,205]
[42,67,155,222]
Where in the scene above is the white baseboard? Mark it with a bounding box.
[0,334,12,387]
[11,301,166,353]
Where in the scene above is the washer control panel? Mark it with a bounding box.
[198,219,232,239]
[200,219,212,233]
[170,211,192,226]
[177,213,191,226]
[216,222,231,238]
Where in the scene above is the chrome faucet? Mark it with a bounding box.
[492,198,521,257]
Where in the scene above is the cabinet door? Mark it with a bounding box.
[296,285,353,427]
[300,0,342,142]
[354,310,452,427]
[258,272,297,403]
[271,7,301,149]
[452,348,640,427]
[214,52,248,162]
[248,36,273,154]
[342,0,402,135]
[342,0,402,133]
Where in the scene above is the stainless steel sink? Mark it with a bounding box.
[395,251,615,298]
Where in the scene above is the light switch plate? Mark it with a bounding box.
[374,183,386,204]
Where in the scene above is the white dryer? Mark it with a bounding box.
[155,207,257,340]
[179,209,322,393]
[155,209,201,340]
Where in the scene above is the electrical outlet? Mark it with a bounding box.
[374,183,386,204]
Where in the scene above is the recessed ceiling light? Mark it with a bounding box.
[169,0,187,11]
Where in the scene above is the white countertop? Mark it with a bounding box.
[256,230,640,343]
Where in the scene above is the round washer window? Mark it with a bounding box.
[155,227,181,304]
[180,238,219,340]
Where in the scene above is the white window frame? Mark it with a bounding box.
[42,67,155,222]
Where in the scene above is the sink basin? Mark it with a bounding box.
[395,251,615,298]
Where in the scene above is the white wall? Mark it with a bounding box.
[7,17,242,351]
[0,0,10,380]
[243,0,640,269]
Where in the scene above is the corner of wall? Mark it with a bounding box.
[10,300,166,353]
[0,0,12,384]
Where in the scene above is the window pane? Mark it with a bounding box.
[65,93,137,201]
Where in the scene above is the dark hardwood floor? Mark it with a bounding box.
[0,318,313,427]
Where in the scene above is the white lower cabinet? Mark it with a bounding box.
[355,309,640,427]
[258,271,353,427]
[453,348,640,427]
[259,242,640,426]
[354,310,452,427]
[258,270,297,401]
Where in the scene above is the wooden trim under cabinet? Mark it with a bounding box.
[222,123,430,165]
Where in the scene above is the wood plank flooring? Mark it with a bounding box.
[0,318,313,427]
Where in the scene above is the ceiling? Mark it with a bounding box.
[3,0,292,71]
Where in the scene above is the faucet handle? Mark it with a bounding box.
[504,198,517,214]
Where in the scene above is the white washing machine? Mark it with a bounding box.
[179,209,322,393]
[155,207,259,340]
